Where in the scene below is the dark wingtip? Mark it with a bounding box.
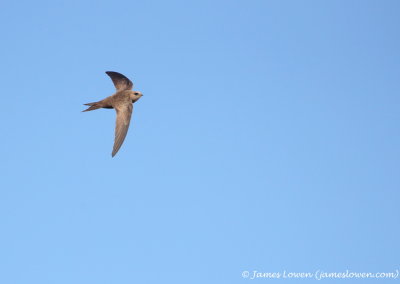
[106,71,126,77]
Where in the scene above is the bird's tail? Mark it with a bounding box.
[82,101,102,112]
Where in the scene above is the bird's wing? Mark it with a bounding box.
[112,103,133,157]
[106,71,133,91]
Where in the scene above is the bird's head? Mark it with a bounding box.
[130,91,143,102]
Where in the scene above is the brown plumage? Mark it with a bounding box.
[83,71,143,157]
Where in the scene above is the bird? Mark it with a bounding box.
[83,71,143,157]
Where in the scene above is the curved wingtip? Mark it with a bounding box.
[105,71,133,91]
[105,71,126,77]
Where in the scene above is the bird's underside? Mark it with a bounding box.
[83,71,142,157]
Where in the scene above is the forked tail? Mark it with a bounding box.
[82,102,102,112]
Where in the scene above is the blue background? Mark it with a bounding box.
[0,0,399,283]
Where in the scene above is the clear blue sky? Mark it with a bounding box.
[0,0,399,283]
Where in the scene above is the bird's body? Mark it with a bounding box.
[83,71,143,157]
